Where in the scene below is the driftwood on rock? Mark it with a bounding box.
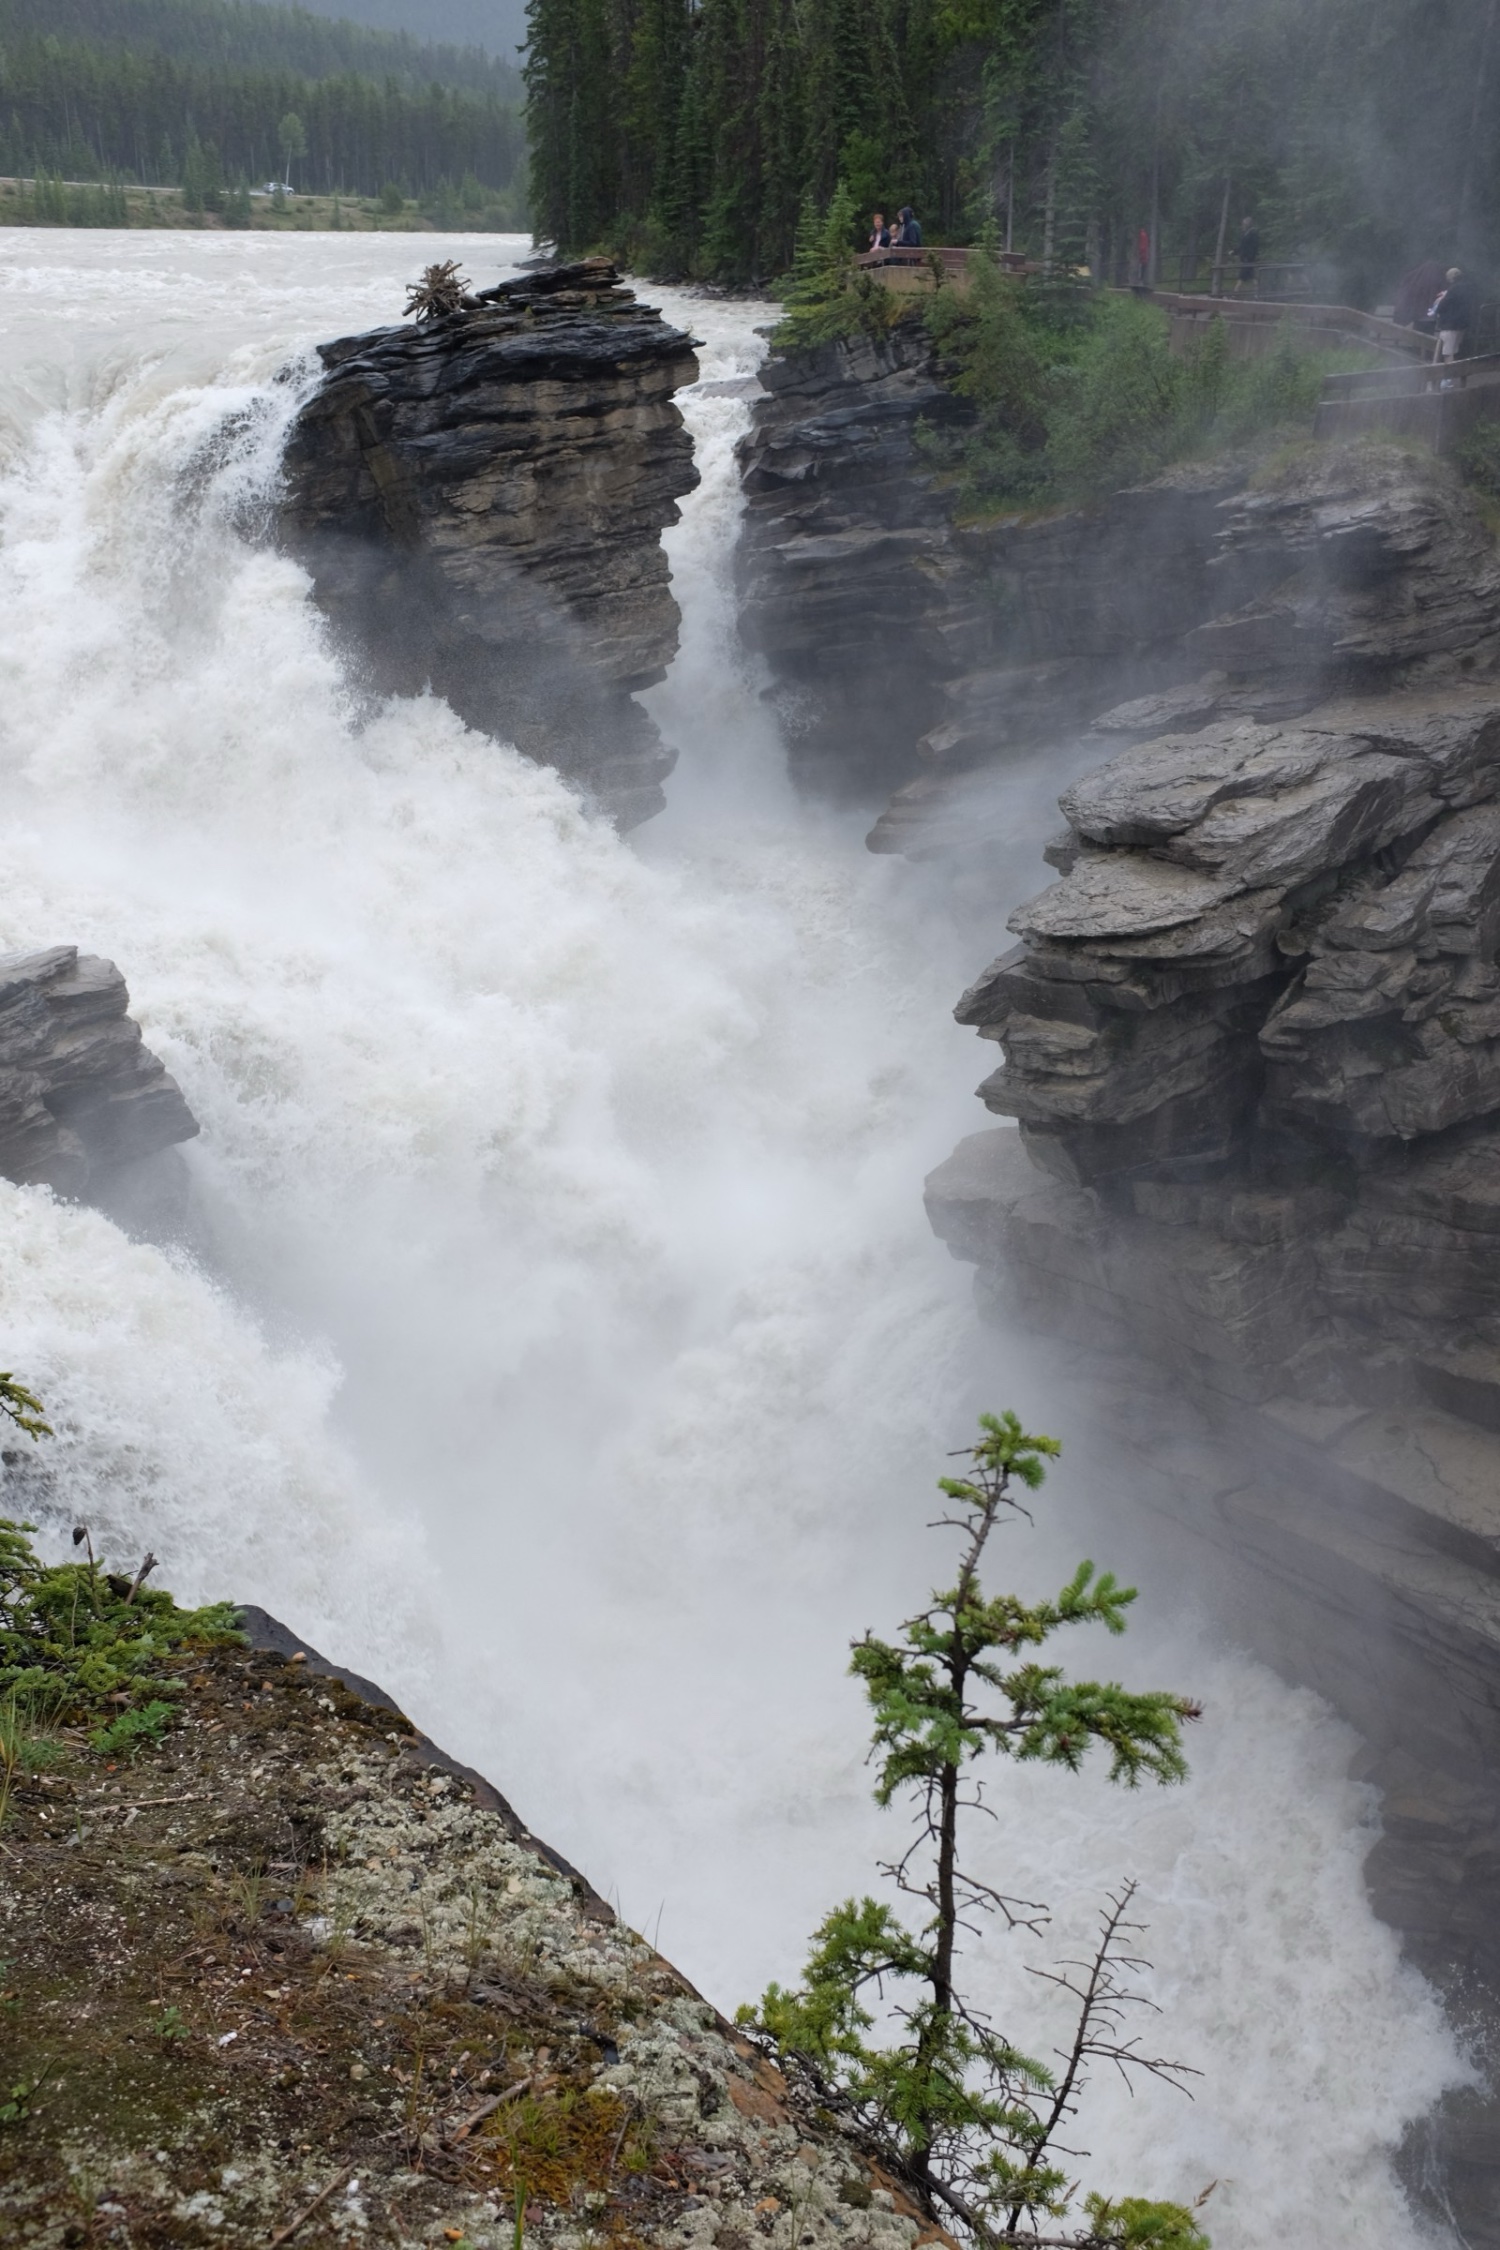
[403,260,480,322]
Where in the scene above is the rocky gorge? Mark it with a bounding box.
[735,313,1500,2234]
[4,247,1492,2250]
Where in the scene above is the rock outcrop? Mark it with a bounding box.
[3,1611,937,2250]
[736,322,1500,860]
[918,455,1500,2243]
[736,325,968,798]
[281,259,701,831]
[0,946,197,1197]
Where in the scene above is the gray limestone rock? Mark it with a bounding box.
[0,947,198,1197]
[280,260,700,831]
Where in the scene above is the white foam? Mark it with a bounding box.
[0,232,1467,2244]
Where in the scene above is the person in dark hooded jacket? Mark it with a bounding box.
[1431,266,1478,360]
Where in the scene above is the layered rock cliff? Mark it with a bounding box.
[0,945,197,1199]
[281,260,700,831]
[736,325,1500,860]
[911,446,1500,2241]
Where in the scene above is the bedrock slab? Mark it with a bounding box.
[1,1616,937,2250]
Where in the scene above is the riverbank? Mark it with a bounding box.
[0,179,523,232]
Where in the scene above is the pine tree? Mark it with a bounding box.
[741,1412,1209,2250]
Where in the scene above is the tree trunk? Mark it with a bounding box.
[1212,174,1231,296]
[1457,0,1500,241]
[1041,138,1056,272]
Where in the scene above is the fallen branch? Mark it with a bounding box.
[268,2166,352,2248]
[88,1794,205,1812]
[122,1551,159,1608]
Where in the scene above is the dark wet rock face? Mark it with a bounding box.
[735,325,968,801]
[281,260,700,831]
[0,946,197,1198]
[737,330,1500,867]
[919,449,1500,2243]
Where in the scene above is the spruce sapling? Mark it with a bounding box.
[739,1411,1209,2250]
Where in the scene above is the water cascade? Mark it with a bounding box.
[0,231,1471,2246]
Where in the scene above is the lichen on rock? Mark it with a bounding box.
[2,1600,933,2250]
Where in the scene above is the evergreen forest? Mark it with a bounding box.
[523,0,1500,297]
[0,0,523,200]
[240,0,529,65]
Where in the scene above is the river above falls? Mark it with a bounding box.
[0,229,1470,2246]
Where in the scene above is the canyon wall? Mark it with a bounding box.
[741,324,1500,2235]
[737,321,1500,853]
[281,259,700,831]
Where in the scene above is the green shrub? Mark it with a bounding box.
[923,258,1382,514]
[0,1516,243,1736]
[90,1700,176,1759]
[1455,420,1500,500]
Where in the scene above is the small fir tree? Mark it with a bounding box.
[774,178,895,347]
[740,1411,1210,2250]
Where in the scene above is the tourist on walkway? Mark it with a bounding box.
[1235,217,1260,294]
[1431,267,1478,361]
[869,212,890,251]
[1136,225,1150,283]
[895,206,922,246]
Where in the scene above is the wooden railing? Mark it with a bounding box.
[1312,349,1500,451]
[1151,291,1433,364]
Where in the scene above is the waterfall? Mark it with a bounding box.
[0,229,1469,2245]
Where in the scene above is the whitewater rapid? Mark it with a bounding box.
[0,230,1468,2246]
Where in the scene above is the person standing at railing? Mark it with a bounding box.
[1234,217,1260,294]
[1430,266,1478,361]
[894,206,922,247]
[869,213,891,251]
[1393,259,1445,332]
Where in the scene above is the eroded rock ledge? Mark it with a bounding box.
[1,1621,934,2250]
[0,945,197,1199]
[281,260,700,831]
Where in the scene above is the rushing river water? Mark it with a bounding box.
[0,230,1472,2244]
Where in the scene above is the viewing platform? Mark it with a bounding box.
[1313,350,1500,452]
[856,250,1439,364]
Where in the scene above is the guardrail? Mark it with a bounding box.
[1312,349,1500,451]
[1153,291,1432,364]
